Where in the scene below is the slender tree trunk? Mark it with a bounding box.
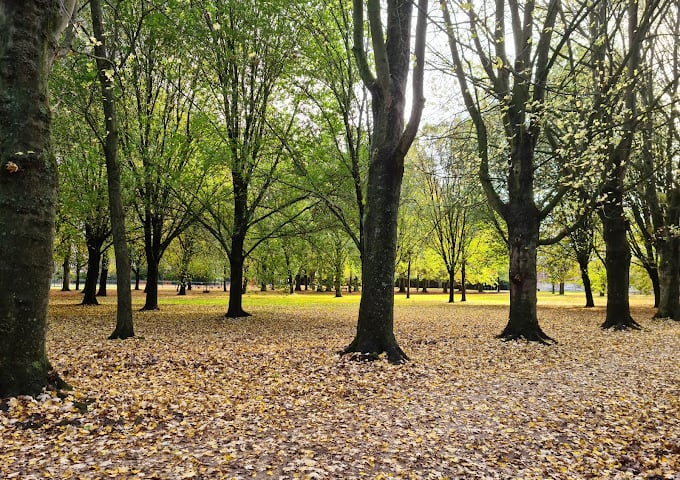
[559,282,565,295]
[448,270,455,303]
[75,267,81,291]
[90,0,133,339]
[0,0,75,396]
[97,250,108,296]
[461,261,467,302]
[406,259,411,299]
[61,255,71,292]
[579,261,595,308]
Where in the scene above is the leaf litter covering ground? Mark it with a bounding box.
[1,295,679,479]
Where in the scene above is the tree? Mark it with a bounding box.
[416,125,483,303]
[116,2,205,311]
[193,0,310,317]
[342,0,428,363]
[0,0,76,396]
[89,0,134,339]
[441,0,577,342]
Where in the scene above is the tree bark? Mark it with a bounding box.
[448,270,455,303]
[82,239,102,305]
[500,202,553,342]
[90,0,134,339]
[655,224,680,319]
[579,261,595,308]
[0,0,74,396]
[142,258,160,310]
[96,250,108,297]
[226,231,250,317]
[61,255,71,292]
[598,197,640,329]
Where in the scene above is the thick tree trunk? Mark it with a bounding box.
[226,233,250,317]
[344,144,407,363]
[499,204,553,343]
[599,199,640,329]
[655,236,680,319]
[82,244,101,305]
[141,259,160,310]
[0,0,74,396]
[89,0,133,339]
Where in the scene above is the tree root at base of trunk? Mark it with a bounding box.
[340,342,410,365]
[497,325,556,345]
[601,316,641,330]
[225,310,252,319]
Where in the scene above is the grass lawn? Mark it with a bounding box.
[1,288,678,479]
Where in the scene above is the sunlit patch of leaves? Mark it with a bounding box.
[1,295,679,479]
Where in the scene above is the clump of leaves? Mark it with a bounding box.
[1,293,678,478]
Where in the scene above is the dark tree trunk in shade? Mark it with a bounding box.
[655,235,680,320]
[598,195,640,329]
[460,261,467,302]
[0,0,75,396]
[578,259,595,308]
[90,0,134,339]
[226,229,250,317]
[142,259,160,310]
[82,243,101,305]
[62,256,71,292]
[448,271,455,303]
[97,250,109,297]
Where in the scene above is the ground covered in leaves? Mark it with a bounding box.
[1,290,679,479]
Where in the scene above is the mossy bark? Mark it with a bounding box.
[0,0,75,397]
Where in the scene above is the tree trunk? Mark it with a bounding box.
[226,232,250,317]
[499,204,553,343]
[559,282,565,295]
[141,258,160,310]
[90,0,134,339]
[344,144,406,362]
[448,270,455,303]
[599,198,640,329]
[406,259,411,299]
[82,243,101,305]
[460,261,467,302]
[655,236,680,319]
[75,268,81,290]
[0,0,74,396]
[97,250,108,297]
[579,260,595,308]
[61,255,71,292]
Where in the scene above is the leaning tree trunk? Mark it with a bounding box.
[578,259,595,308]
[90,0,134,339]
[0,0,74,396]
